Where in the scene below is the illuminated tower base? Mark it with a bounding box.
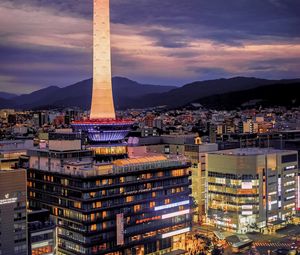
[72,119,132,161]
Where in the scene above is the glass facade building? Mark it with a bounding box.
[207,148,299,233]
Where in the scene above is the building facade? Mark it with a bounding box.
[184,142,218,223]
[27,140,192,255]
[207,148,299,233]
[0,169,27,255]
[28,209,56,255]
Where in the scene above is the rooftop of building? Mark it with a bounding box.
[209,147,296,156]
[0,168,26,173]
[29,154,190,177]
[0,139,33,155]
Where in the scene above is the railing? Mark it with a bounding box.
[113,158,190,174]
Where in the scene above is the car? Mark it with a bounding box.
[290,243,297,250]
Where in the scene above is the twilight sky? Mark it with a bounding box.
[0,0,300,94]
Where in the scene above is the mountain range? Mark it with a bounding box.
[0,76,299,110]
[0,77,176,110]
[0,92,17,99]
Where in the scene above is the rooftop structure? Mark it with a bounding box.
[0,140,32,170]
[209,148,293,156]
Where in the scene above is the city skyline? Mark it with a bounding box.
[0,1,300,254]
[0,0,300,94]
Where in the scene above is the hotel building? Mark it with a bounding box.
[0,169,27,255]
[206,148,299,233]
[27,139,192,255]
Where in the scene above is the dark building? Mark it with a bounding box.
[8,114,17,125]
[28,209,56,255]
[0,169,27,255]
[27,138,192,255]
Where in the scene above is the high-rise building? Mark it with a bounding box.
[206,148,299,234]
[0,169,27,255]
[27,139,192,255]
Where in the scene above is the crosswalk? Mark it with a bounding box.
[253,242,293,248]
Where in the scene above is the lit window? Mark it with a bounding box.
[150,202,156,208]
[126,196,134,203]
[134,205,141,212]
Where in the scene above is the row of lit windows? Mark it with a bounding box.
[208,194,259,205]
[208,186,258,195]
[58,239,85,254]
[208,177,259,187]
[29,177,188,203]
[283,203,295,210]
[208,172,258,180]
[29,169,188,190]
[57,219,84,232]
[284,181,295,187]
[126,215,189,235]
[32,245,53,255]
[209,202,259,212]
[58,228,85,242]
[60,186,188,211]
[92,146,127,155]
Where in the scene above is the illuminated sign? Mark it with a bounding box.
[162,209,190,219]
[0,194,17,205]
[241,182,253,189]
[285,165,296,170]
[286,188,295,193]
[286,195,295,200]
[241,205,253,210]
[268,191,277,196]
[136,216,160,224]
[237,189,256,195]
[116,213,124,245]
[162,227,190,238]
[154,200,190,211]
[242,211,253,215]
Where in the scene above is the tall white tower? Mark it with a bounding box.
[90,0,116,120]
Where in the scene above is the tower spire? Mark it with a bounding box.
[90,0,116,120]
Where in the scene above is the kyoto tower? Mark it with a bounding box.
[90,0,115,120]
[72,0,132,159]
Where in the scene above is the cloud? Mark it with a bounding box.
[0,0,299,94]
